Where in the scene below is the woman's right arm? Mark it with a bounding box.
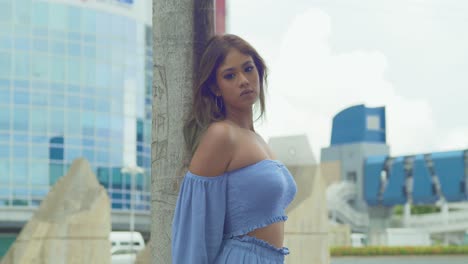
[171,122,235,264]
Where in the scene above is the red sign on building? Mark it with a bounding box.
[215,0,226,34]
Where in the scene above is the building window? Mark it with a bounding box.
[367,115,380,131]
[346,171,357,183]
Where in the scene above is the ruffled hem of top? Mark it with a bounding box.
[223,215,288,239]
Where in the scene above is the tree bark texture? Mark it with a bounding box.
[151,1,214,263]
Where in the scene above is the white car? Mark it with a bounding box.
[110,231,145,264]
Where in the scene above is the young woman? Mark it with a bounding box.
[172,34,297,263]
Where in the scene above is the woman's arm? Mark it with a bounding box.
[172,122,236,263]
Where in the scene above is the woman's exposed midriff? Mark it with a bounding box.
[247,221,284,249]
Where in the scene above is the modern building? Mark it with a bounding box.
[0,0,154,251]
[0,0,228,256]
[321,104,468,244]
[322,105,390,212]
[364,144,468,243]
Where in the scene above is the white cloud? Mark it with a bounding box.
[436,127,468,152]
[256,8,441,158]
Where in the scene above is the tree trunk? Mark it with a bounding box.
[151,1,214,263]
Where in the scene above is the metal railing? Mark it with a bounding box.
[405,207,468,233]
[327,182,369,229]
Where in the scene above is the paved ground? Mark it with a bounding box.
[331,256,468,264]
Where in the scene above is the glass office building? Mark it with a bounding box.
[0,0,153,231]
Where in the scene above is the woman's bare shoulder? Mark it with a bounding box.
[201,121,238,146]
[188,121,237,177]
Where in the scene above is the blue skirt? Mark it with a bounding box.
[215,236,289,263]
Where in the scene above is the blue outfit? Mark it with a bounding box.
[172,159,297,263]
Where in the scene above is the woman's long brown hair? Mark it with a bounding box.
[183,34,268,156]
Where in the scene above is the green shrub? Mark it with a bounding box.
[331,246,468,256]
[393,205,441,216]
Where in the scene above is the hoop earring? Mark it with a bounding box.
[215,96,223,112]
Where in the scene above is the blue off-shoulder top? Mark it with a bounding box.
[171,159,297,263]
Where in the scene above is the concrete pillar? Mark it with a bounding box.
[285,165,330,264]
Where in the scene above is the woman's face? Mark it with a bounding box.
[215,48,260,112]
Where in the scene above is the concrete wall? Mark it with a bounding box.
[328,224,351,247]
[285,165,330,264]
[320,161,341,187]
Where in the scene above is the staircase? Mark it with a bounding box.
[327,181,369,231]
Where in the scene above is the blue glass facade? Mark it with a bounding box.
[0,0,152,211]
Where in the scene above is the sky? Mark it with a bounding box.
[227,0,468,159]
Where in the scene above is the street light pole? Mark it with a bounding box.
[121,166,144,255]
